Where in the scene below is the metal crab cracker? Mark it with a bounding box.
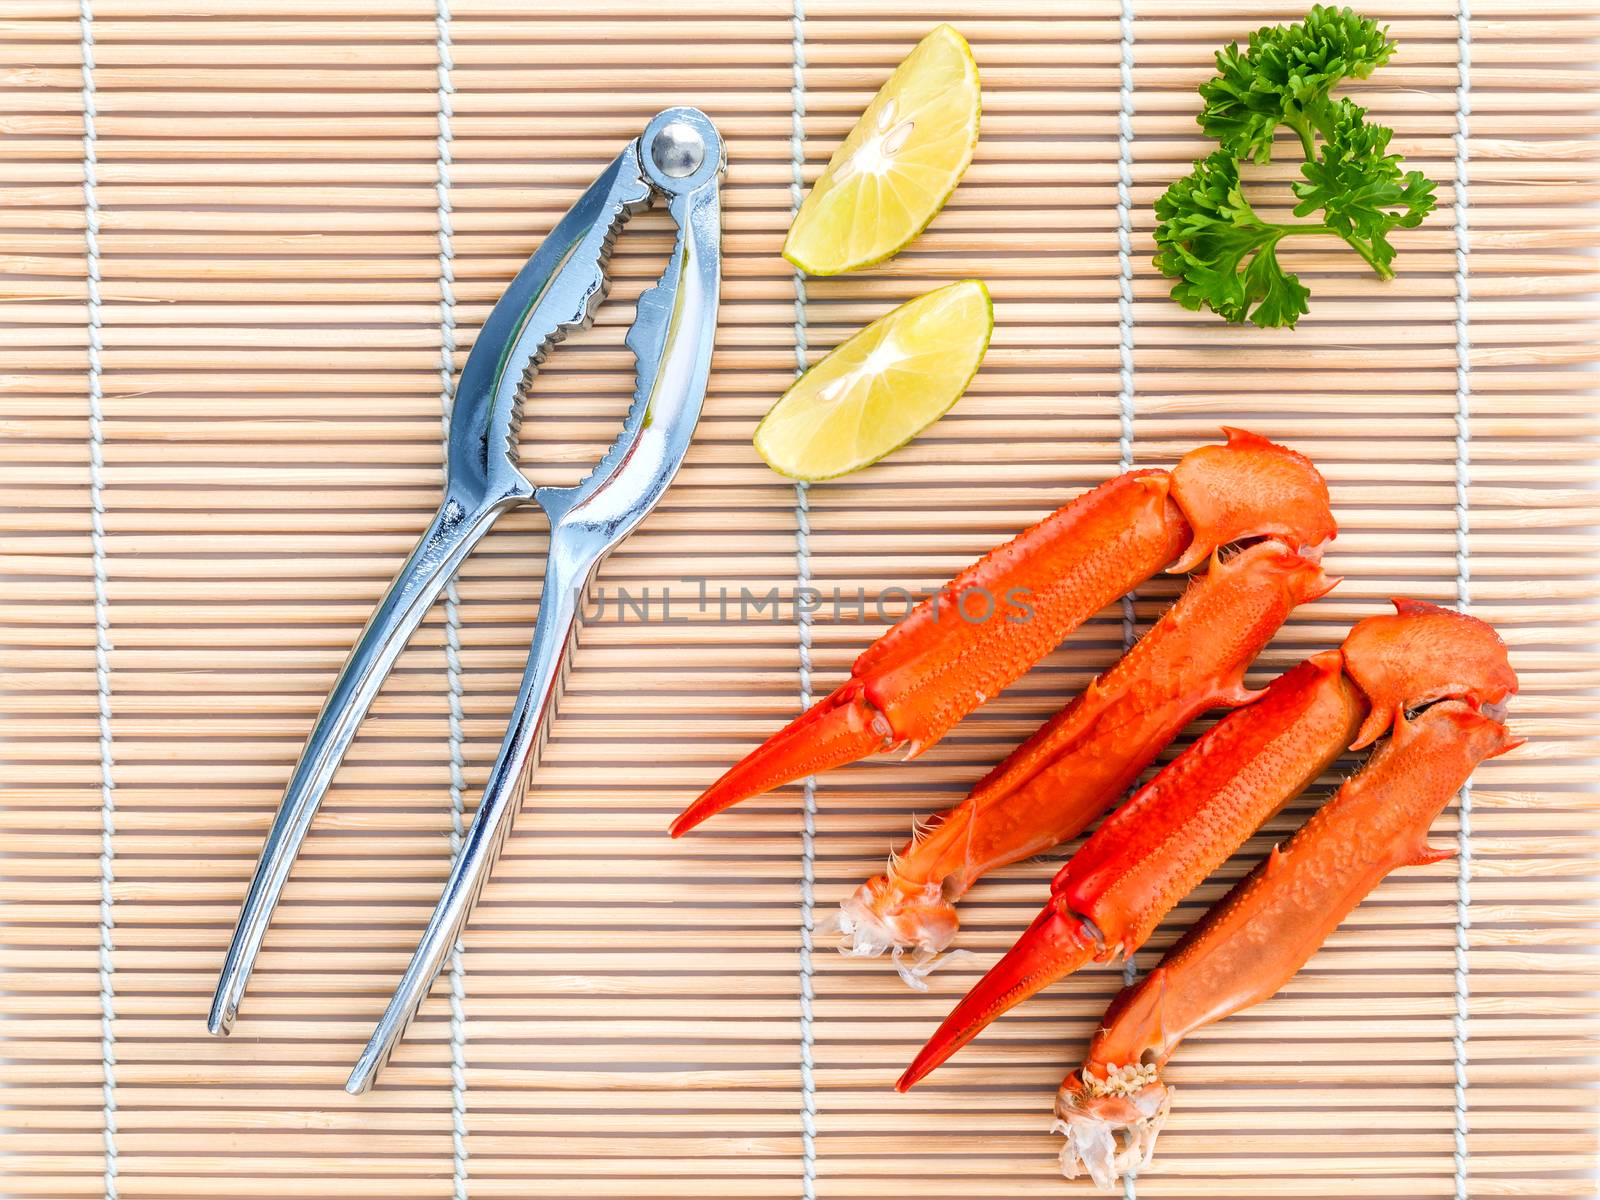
[209,108,725,1093]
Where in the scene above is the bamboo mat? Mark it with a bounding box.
[4,1,1599,1197]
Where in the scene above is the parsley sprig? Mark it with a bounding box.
[1154,7,1435,329]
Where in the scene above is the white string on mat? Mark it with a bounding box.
[787,3,819,1195]
[1449,2,1474,1196]
[1114,0,1139,654]
[77,2,119,1195]
[1112,7,1140,1197]
[433,1,470,1193]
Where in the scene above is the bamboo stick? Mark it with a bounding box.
[4,4,1598,1199]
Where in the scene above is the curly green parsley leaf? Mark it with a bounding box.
[1292,99,1436,279]
[1155,7,1435,328]
[1154,152,1312,328]
[1199,5,1395,164]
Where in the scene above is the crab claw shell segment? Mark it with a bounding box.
[1053,1065,1171,1189]
[895,898,1100,1093]
[670,470,1190,835]
[842,538,1336,959]
[1341,597,1519,750]
[1054,702,1519,1188]
[854,470,1188,747]
[668,680,890,837]
[1058,648,1363,945]
[1166,426,1337,572]
[897,648,1364,1089]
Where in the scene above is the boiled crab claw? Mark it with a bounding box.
[896,600,1518,1091]
[1052,696,1520,1186]
[842,538,1335,967]
[670,427,1335,836]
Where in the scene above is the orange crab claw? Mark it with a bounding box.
[671,470,1188,836]
[1055,701,1520,1187]
[1342,597,1519,749]
[841,540,1335,958]
[897,650,1363,1088]
[899,599,1519,1075]
[896,896,1100,1092]
[671,429,1336,835]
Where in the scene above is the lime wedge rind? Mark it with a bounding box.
[783,25,981,277]
[754,279,994,482]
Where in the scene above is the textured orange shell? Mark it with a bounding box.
[1061,650,1365,954]
[1341,597,1519,749]
[859,471,1187,752]
[848,539,1335,951]
[673,428,1337,835]
[1166,427,1337,572]
[1085,701,1519,1078]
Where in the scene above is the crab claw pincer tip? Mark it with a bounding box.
[670,681,892,836]
[897,900,1099,1091]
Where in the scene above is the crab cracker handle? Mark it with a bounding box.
[209,108,722,1050]
[206,496,504,1037]
[344,535,593,1095]
[345,108,724,1093]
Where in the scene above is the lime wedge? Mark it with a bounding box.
[754,280,993,482]
[784,25,980,276]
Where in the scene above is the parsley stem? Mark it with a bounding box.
[1289,119,1316,160]
[1273,223,1394,279]
[1338,234,1393,280]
